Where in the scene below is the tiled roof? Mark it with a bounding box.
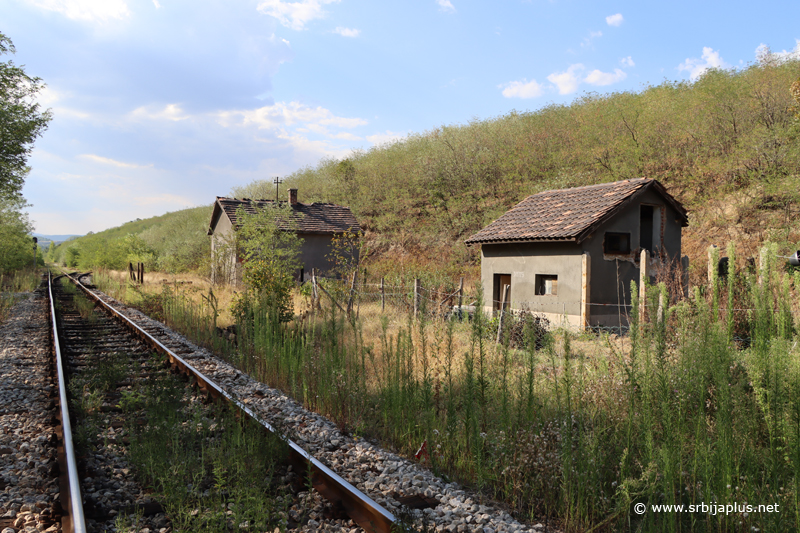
[209,197,361,236]
[464,178,687,245]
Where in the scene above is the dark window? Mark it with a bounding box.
[640,205,654,251]
[604,232,631,254]
[535,274,558,296]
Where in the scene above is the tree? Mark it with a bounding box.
[231,202,303,322]
[0,32,51,203]
[0,198,34,274]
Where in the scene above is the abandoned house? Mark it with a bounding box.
[207,188,361,285]
[464,178,689,329]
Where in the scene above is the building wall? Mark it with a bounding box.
[210,218,358,285]
[297,233,359,281]
[581,188,684,327]
[478,188,684,329]
[480,242,584,324]
[210,215,239,285]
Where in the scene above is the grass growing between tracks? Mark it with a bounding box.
[123,368,291,533]
[95,248,800,532]
[59,280,293,532]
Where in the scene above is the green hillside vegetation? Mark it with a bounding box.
[55,57,800,284]
[49,205,212,273]
[235,57,800,282]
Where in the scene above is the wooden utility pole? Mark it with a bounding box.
[457,277,464,310]
[273,176,283,202]
[380,277,385,312]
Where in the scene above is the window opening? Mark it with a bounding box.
[535,274,558,296]
[604,232,631,254]
[640,205,654,251]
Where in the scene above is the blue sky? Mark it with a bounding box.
[4,0,800,235]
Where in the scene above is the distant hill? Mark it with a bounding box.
[33,233,82,242]
[48,206,212,274]
[33,233,82,249]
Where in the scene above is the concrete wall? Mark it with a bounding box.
[297,233,359,281]
[478,188,684,329]
[480,242,584,324]
[210,215,239,285]
[581,188,683,327]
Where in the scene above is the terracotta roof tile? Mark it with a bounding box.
[464,178,687,245]
[211,197,361,235]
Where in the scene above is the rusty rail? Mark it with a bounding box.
[62,272,397,533]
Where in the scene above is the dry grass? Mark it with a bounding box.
[97,268,239,327]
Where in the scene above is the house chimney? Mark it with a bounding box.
[289,188,298,205]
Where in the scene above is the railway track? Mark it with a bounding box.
[38,271,547,533]
[48,271,396,533]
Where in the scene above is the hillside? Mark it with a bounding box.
[56,59,800,284]
[49,205,212,274]
[233,58,800,284]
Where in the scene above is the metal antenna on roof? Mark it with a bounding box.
[273,176,283,202]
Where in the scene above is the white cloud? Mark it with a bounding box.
[256,0,340,31]
[606,13,623,27]
[755,40,800,64]
[582,30,602,48]
[221,101,367,131]
[436,0,455,13]
[620,56,635,68]
[500,79,545,99]
[152,0,161,8]
[366,130,406,146]
[584,68,627,86]
[547,64,584,95]
[129,104,190,122]
[333,27,360,37]
[25,0,130,22]
[678,47,729,80]
[79,154,152,169]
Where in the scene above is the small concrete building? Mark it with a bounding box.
[464,178,688,329]
[207,189,361,285]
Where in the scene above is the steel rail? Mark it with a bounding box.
[64,272,397,533]
[47,272,88,533]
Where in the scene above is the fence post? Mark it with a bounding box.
[639,249,649,323]
[346,270,358,318]
[380,277,385,312]
[311,268,319,309]
[707,245,718,286]
[414,278,421,316]
[581,252,590,330]
[458,276,464,311]
[681,255,690,298]
[496,283,510,344]
[129,262,134,281]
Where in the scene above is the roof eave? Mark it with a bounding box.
[465,236,580,246]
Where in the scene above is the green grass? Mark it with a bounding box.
[95,244,800,532]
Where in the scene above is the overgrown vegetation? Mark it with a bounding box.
[98,242,800,532]
[0,31,50,280]
[61,281,291,533]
